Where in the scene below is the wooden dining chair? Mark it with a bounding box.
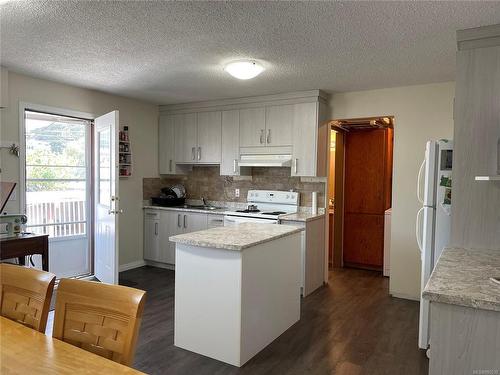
[0,263,56,332]
[53,278,146,367]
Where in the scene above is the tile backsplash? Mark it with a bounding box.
[143,166,326,208]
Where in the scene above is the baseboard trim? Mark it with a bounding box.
[144,260,175,271]
[390,291,420,302]
[119,260,146,272]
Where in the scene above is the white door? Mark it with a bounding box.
[265,105,293,146]
[182,212,208,233]
[221,110,240,176]
[174,113,197,163]
[94,111,119,284]
[292,102,318,176]
[159,115,176,174]
[418,206,435,349]
[239,107,266,147]
[197,111,222,163]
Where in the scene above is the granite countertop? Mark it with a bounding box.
[279,211,325,222]
[143,205,228,215]
[169,223,304,251]
[422,247,500,312]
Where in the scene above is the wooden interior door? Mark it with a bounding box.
[343,128,392,270]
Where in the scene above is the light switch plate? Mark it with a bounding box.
[235,188,240,198]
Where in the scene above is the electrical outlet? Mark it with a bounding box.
[235,188,240,198]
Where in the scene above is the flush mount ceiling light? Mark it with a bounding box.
[224,60,264,80]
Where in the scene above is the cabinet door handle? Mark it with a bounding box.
[155,222,158,236]
[192,147,196,160]
[197,147,201,161]
[177,214,181,228]
[267,129,271,144]
[183,215,187,228]
[169,159,173,172]
[260,129,264,144]
[233,159,237,173]
[294,158,298,174]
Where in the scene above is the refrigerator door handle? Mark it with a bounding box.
[417,159,426,204]
[416,207,424,253]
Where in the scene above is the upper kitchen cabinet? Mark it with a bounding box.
[174,113,197,163]
[159,90,329,176]
[265,105,293,146]
[291,102,328,177]
[239,107,266,147]
[173,111,221,164]
[196,111,222,163]
[0,67,8,109]
[159,115,175,174]
[239,105,293,147]
[221,110,249,176]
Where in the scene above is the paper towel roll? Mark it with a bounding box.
[312,191,318,215]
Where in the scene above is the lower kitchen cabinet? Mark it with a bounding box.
[144,210,160,262]
[281,216,326,297]
[144,209,215,265]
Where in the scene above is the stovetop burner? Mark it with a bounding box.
[236,209,261,213]
[261,211,287,216]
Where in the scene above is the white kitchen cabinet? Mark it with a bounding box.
[265,105,293,146]
[196,111,222,163]
[159,90,329,176]
[182,212,208,232]
[144,210,160,262]
[239,107,266,147]
[144,209,209,265]
[0,67,8,109]
[221,110,242,176]
[159,115,176,174]
[174,113,197,163]
[281,216,325,297]
[291,102,327,177]
[207,214,224,228]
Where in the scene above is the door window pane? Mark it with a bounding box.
[25,111,89,238]
[98,128,111,206]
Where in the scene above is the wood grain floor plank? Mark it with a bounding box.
[46,267,428,374]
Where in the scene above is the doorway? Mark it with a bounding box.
[23,109,93,278]
[20,104,121,284]
[328,117,394,272]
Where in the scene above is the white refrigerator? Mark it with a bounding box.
[416,139,453,350]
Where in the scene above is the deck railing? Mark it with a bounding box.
[26,200,86,237]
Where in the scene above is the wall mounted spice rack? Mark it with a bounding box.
[119,126,132,178]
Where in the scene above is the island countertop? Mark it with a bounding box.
[169,223,304,251]
[422,247,500,312]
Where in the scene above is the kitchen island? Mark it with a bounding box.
[170,223,303,367]
[423,247,500,374]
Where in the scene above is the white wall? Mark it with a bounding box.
[0,71,159,267]
[330,82,455,300]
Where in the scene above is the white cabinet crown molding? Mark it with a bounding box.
[159,89,329,115]
[457,23,500,50]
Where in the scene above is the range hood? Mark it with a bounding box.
[238,154,292,168]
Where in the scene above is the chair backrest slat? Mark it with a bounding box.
[53,278,146,367]
[0,263,56,332]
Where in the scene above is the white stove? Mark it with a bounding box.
[224,190,299,225]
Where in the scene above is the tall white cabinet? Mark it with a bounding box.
[451,24,500,250]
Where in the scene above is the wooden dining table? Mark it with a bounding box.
[0,316,144,374]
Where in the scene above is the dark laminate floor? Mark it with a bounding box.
[47,267,428,374]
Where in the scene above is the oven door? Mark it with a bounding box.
[223,215,278,226]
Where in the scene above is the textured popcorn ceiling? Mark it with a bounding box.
[1,1,500,104]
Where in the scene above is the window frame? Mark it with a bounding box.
[19,102,95,242]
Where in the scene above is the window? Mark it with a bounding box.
[24,110,91,238]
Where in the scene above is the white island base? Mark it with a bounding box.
[173,230,302,367]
